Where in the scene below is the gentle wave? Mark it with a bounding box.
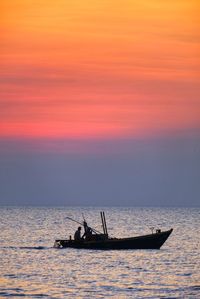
[0,291,49,298]
[1,246,50,250]
[1,207,200,299]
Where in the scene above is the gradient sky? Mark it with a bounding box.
[0,0,200,206]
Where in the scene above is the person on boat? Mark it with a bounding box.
[74,226,82,241]
[82,220,93,240]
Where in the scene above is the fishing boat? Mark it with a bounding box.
[54,212,173,250]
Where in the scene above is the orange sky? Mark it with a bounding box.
[0,0,200,139]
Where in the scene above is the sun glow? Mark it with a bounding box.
[0,0,199,139]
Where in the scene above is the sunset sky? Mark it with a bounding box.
[1,0,199,140]
[0,0,199,206]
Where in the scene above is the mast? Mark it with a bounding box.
[100,211,108,235]
[103,211,108,235]
[100,212,105,234]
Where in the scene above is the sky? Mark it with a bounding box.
[0,0,200,206]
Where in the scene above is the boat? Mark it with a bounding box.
[54,212,173,250]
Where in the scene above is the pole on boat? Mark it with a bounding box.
[100,211,108,235]
[100,212,105,234]
[103,212,108,235]
[65,216,102,235]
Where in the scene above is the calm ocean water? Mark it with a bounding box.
[0,207,199,298]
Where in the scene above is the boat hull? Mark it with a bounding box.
[54,228,173,250]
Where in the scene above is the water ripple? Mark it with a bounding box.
[0,207,200,298]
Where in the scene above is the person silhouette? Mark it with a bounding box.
[74,226,82,240]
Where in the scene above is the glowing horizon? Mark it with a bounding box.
[0,0,199,140]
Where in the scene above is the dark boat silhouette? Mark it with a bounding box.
[54,212,173,250]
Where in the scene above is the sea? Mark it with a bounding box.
[0,207,199,298]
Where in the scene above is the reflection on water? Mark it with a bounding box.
[0,207,200,298]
